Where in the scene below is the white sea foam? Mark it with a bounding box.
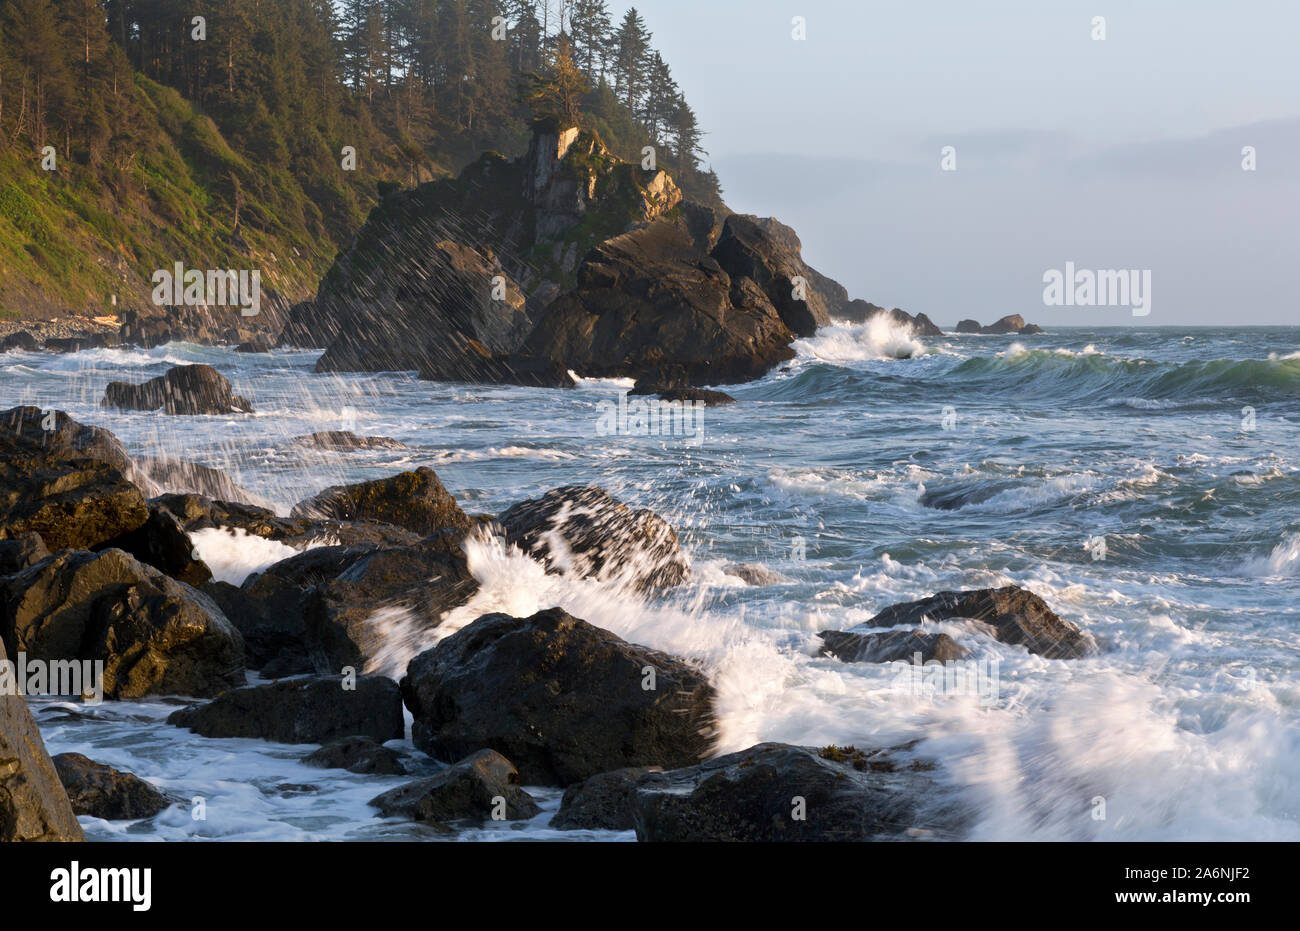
[797,315,926,363]
[189,526,317,586]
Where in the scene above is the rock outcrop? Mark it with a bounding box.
[167,675,404,744]
[290,467,469,537]
[305,530,478,674]
[0,407,148,551]
[496,485,688,592]
[0,639,85,841]
[52,753,173,820]
[630,742,965,842]
[103,364,253,414]
[860,586,1091,659]
[818,628,968,664]
[401,607,716,786]
[369,749,540,823]
[0,548,245,699]
[302,736,406,775]
[522,219,797,386]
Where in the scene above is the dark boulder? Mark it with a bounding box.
[52,753,173,820]
[289,431,407,451]
[980,315,1026,335]
[0,407,147,551]
[1018,323,1045,335]
[368,749,540,823]
[0,331,38,352]
[709,214,847,337]
[521,219,797,387]
[98,504,212,586]
[206,543,376,674]
[302,736,406,775]
[291,467,469,537]
[629,375,736,406]
[0,639,84,841]
[235,340,273,353]
[496,485,688,593]
[45,333,118,353]
[862,586,1091,659]
[955,319,982,334]
[818,628,968,664]
[0,548,245,699]
[103,364,253,415]
[550,766,661,831]
[401,607,716,786]
[630,742,966,842]
[166,674,404,744]
[305,531,478,675]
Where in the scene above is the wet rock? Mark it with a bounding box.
[305,531,478,675]
[629,376,736,406]
[103,363,253,415]
[235,340,273,353]
[205,543,376,673]
[521,219,797,387]
[302,736,406,775]
[288,431,407,451]
[45,333,118,353]
[0,548,245,699]
[167,674,404,744]
[1018,323,1045,335]
[862,586,1091,659]
[0,639,84,841]
[496,485,688,593]
[401,607,716,786]
[818,628,968,664]
[955,319,982,334]
[291,467,469,537]
[0,532,49,576]
[838,302,944,337]
[155,493,421,550]
[369,749,540,823]
[980,315,1026,335]
[631,742,965,842]
[550,766,661,831]
[98,504,212,586]
[51,753,173,820]
[710,214,848,337]
[0,407,148,550]
[0,331,38,352]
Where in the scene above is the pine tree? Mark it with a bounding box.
[569,0,610,79]
[522,33,587,128]
[610,8,649,113]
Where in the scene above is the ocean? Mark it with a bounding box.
[5,318,1298,841]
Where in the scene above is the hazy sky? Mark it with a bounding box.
[605,0,1300,325]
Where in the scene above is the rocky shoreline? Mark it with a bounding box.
[1,392,1093,842]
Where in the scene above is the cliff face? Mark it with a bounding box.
[284,125,686,365]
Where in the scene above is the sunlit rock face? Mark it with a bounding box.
[285,123,690,379]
